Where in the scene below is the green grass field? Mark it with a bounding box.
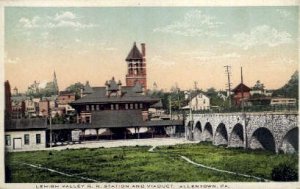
[5,142,298,183]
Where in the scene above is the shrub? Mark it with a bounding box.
[271,163,298,181]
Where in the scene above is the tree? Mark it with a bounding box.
[253,80,265,90]
[271,163,298,181]
[272,71,298,99]
[65,82,84,99]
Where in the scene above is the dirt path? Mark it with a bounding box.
[180,156,269,182]
[20,162,100,182]
[148,146,269,182]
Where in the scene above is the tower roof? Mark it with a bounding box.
[125,42,143,61]
[232,83,251,93]
[83,81,94,94]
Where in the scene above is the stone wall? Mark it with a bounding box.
[185,112,298,153]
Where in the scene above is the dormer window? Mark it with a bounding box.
[105,77,122,97]
[86,105,89,111]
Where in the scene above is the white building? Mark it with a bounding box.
[182,93,210,111]
[5,118,47,152]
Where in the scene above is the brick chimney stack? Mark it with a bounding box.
[141,43,146,57]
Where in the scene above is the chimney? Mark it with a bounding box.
[141,43,146,57]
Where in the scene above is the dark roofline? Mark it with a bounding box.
[232,83,251,92]
[70,99,160,106]
[125,42,143,61]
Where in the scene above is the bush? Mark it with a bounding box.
[271,163,298,181]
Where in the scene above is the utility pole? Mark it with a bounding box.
[240,66,247,149]
[169,95,172,120]
[241,67,244,112]
[49,114,52,148]
[224,65,232,108]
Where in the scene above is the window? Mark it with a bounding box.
[86,105,90,111]
[36,134,41,144]
[96,105,99,110]
[5,135,11,146]
[139,103,143,109]
[24,134,30,145]
[116,104,119,110]
[130,104,133,109]
[91,105,95,111]
[125,104,128,110]
[135,103,138,109]
[111,104,114,110]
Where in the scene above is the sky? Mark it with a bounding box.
[4,6,299,92]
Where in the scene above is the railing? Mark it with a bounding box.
[190,104,298,114]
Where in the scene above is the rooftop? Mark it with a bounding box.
[125,42,143,61]
[71,80,159,105]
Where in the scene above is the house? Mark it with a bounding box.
[182,92,210,111]
[5,118,47,151]
[232,83,251,107]
[42,95,57,110]
[39,100,50,117]
[270,98,297,106]
[57,91,75,115]
[250,89,273,97]
[11,95,28,119]
[24,99,37,118]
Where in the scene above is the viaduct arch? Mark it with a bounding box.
[185,112,298,154]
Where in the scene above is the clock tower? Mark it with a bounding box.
[125,42,147,90]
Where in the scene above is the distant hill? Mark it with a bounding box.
[272,71,298,99]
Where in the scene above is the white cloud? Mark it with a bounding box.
[153,10,223,37]
[271,57,296,65]
[19,16,40,28]
[18,11,96,30]
[229,25,293,50]
[54,11,76,21]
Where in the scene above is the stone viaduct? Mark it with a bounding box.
[185,112,298,153]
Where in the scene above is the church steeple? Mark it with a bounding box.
[125,42,147,90]
[53,70,59,94]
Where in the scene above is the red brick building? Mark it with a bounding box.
[232,83,251,107]
[5,81,12,117]
[57,91,75,105]
[125,42,147,90]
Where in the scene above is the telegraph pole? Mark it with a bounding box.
[169,95,172,120]
[240,66,247,149]
[49,114,52,148]
[224,65,232,108]
[241,67,244,112]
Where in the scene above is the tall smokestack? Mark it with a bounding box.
[141,43,146,57]
[241,67,243,84]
